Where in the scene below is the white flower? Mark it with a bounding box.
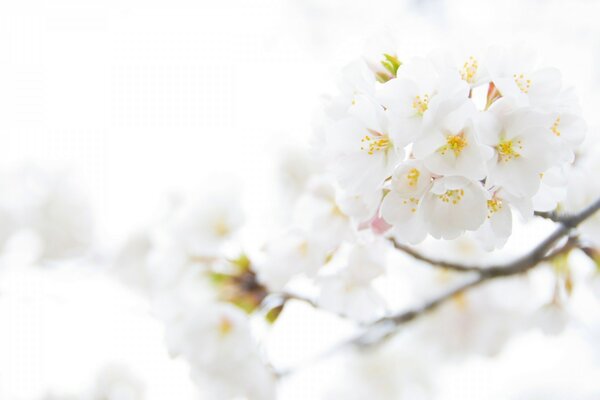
[485,45,563,110]
[276,146,321,210]
[292,176,353,249]
[414,101,492,181]
[480,99,555,197]
[145,237,206,294]
[546,111,586,163]
[166,188,243,258]
[413,278,531,357]
[191,356,275,400]
[474,190,513,251]
[165,302,275,400]
[431,50,489,89]
[377,57,469,147]
[380,161,433,244]
[420,176,487,240]
[387,160,434,199]
[325,94,402,195]
[324,336,435,400]
[562,145,600,245]
[531,167,568,212]
[324,60,378,122]
[165,302,254,369]
[317,242,387,323]
[336,188,382,223]
[255,228,327,291]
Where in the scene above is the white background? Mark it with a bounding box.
[1,0,600,398]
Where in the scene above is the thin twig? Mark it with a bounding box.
[390,239,484,272]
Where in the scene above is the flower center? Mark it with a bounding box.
[438,189,465,205]
[487,198,502,218]
[407,168,420,187]
[412,94,430,116]
[551,116,561,137]
[513,73,531,94]
[297,241,309,256]
[360,133,392,155]
[497,138,522,162]
[438,133,468,157]
[460,56,479,84]
[218,316,233,336]
[331,203,346,218]
[213,218,231,237]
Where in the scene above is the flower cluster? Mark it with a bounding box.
[319,45,586,249]
[116,188,276,400]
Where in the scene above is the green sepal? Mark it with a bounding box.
[380,53,401,77]
[230,253,251,273]
[265,304,284,324]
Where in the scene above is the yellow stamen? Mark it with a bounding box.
[331,203,346,218]
[438,189,465,205]
[412,94,430,116]
[297,241,309,256]
[214,219,231,237]
[360,134,391,155]
[551,116,561,137]
[486,198,502,219]
[407,168,420,187]
[218,317,233,336]
[513,73,531,94]
[439,133,468,157]
[497,138,523,162]
[460,56,479,84]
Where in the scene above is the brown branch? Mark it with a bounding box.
[277,291,318,308]
[350,196,600,347]
[391,207,590,274]
[390,239,486,272]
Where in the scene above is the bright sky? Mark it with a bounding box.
[1,0,600,399]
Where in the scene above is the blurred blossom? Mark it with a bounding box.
[41,365,144,400]
[164,188,244,259]
[0,166,93,262]
[411,276,543,358]
[563,142,600,246]
[530,302,570,336]
[323,336,436,399]
[89,366,145,400]
[316,242,388,323]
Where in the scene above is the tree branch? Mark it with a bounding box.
[390,239,486,272]
[350,196,600,347]
[534,210,563,223]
